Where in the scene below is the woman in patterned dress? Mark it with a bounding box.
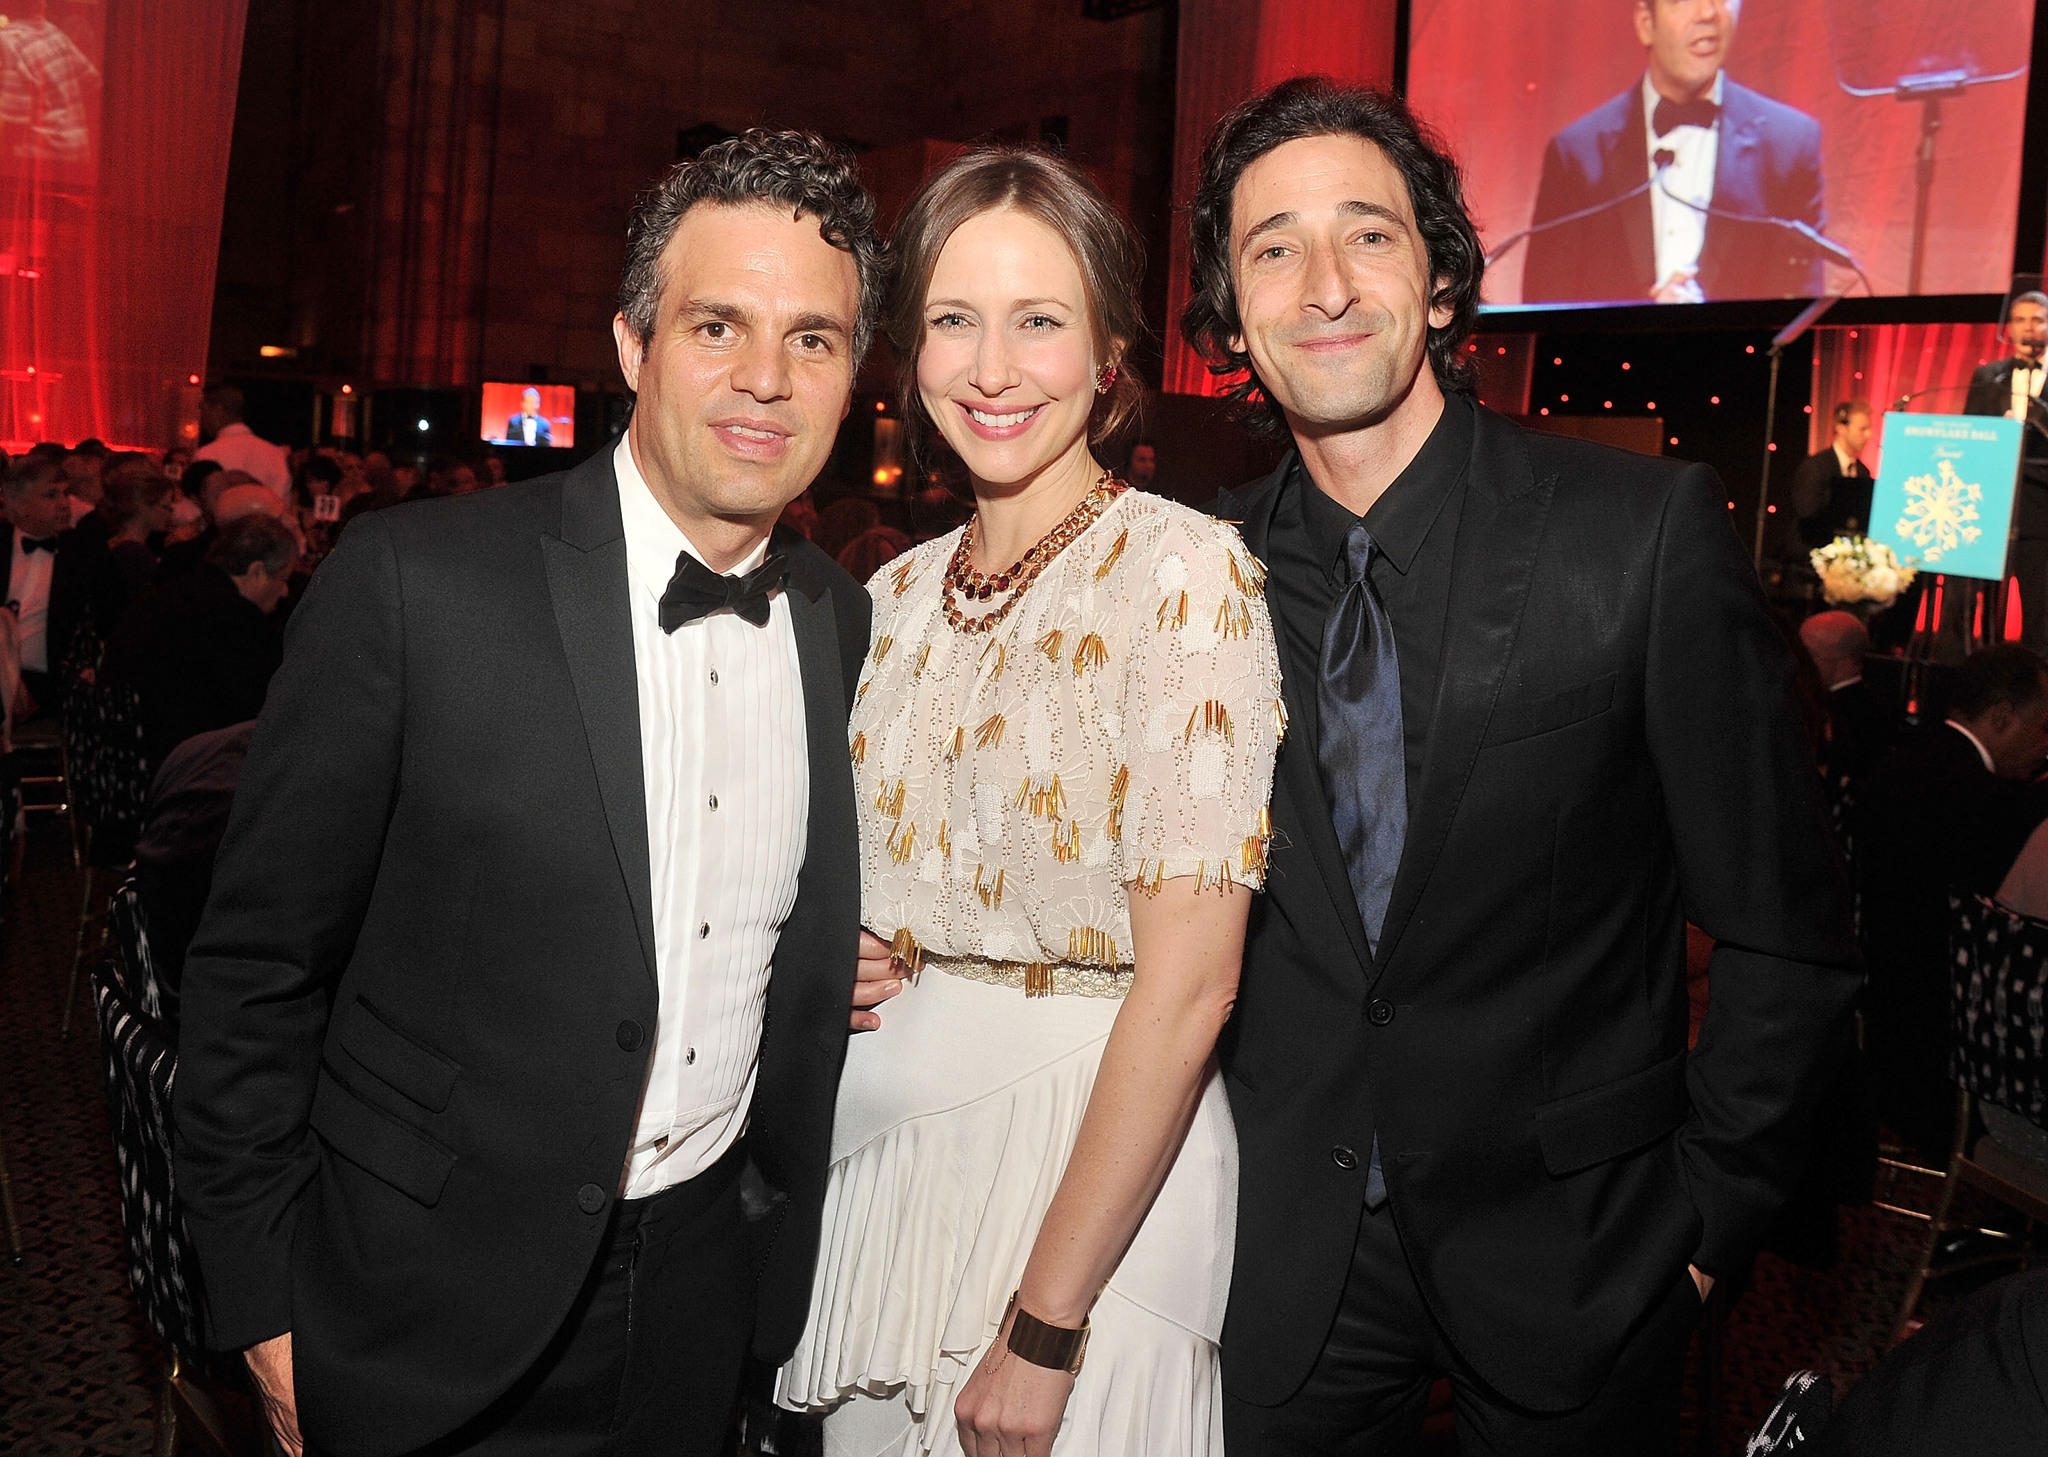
[777,149,1283,1457]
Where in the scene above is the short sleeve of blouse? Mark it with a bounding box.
[1113,510,1284,893]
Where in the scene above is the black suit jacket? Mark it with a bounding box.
[173,450,868,1456]
[507,411,553,446]
[3,521,111,681]
[1522,78,1825,304]
[1965,359,2048,537]
[1791,449,1873,549]
[101,564,283,771]
[1212,407,1859,1411]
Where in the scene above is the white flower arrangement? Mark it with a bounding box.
[1810,535,1917,609]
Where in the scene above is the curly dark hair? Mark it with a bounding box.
[1182,77,1484,437]
[619,128,886,363]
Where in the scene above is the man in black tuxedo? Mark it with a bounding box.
[2,452,106,711]
[1793,400,1875,549]
[174,131,884,1457]
[507,386,554,447]
[1183,79,1858,1451]
[1965,291,2048,651]
[1522,0,1825,305]
[1861,646,2048,1155]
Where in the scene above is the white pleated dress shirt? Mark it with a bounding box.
[2010,361,2044,424]
[7,529,55,674]
[1643,70,1723,305]
[614,437,810,1199]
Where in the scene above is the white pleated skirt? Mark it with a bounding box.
[775,964,1237,1457]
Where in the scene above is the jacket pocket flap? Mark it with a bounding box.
[335,996,460,1112]
[310,1070,456,1207]
[1481,673,1618,748]
[1535,1050,1689,1176]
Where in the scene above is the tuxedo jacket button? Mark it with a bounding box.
[576,1184,606,1215]
[1331,1145,1358,1170]
[1367,999,1395,1026]
[616,1019,643,1051]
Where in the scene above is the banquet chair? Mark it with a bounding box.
[1891,893,2048,1342]
[92,901,266,1456]
[61,671,151,1039]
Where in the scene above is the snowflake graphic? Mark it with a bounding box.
[1893,459,1983,562]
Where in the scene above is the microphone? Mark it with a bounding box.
[1482,166,1665,272]
[1653,176,1874,298]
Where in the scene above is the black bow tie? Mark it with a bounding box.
[19,535,58,555]
[1652,96,1719,137]
[659,550,788,631]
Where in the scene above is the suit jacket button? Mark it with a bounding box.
[616,1019,643,1051]
[1368,999,1395,1026]
[577,1183,606,1215]
[1331,1145,1358,1170]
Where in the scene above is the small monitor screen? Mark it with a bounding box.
[1406,0,2037,309]
[482,383,574,449]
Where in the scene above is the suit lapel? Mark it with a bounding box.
[782,558,857,900]
[1701,84,1764,296]
[540,455,658,987]
[1374,410,1553,977]
[1228,460,1375,980]
[1603,102,1656,296]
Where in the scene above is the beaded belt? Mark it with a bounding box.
[928,954,1133,1000]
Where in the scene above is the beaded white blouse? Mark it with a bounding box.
[851,488,1284,977]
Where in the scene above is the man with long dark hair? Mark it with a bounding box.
[1186,77,1857,1451]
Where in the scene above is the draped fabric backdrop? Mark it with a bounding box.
[1,0,249,449]
[1162,0,1398,396]
[1808,322,2005,474]
[1407,0,2035,307]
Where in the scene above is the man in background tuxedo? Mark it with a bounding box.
[175,130,883,1457]
[507,386,554,447]
[1794,400,1875,548]
[1966,291,2048,651]
[1522,0,1825,305]
[1185,78,1857,1452]
[3,453,100,712]
[1862,645,2048,1156]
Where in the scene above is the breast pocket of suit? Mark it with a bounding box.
[1480,672,1619,750]
[310,996,463,1207]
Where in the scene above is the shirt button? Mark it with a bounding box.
[1331,1145,1358,1171]
[615,1019,643,1051]
[685,1047,697,1066]
[707,794,719,811]
[699,922,710,939]
[576,1183,606,1215]
[1368,999,1395,1027]
[708,668,719,684]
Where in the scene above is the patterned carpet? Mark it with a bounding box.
[0,803,2016,1453]
[0,817,158,1455]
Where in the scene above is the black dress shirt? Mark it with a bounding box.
[1264,393,1474,809]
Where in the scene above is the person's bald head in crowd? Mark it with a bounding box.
[1799,611,1870,690]
[215,479,286,526]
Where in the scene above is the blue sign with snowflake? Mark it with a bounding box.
[1870,413,2022,582]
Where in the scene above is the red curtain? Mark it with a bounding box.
[1807,321,2005,474]
[0,0,248,449]
[1407,1,2034,306]
[1162,0,1398,396]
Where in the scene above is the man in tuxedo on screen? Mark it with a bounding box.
[1966,290,2048,650]
[174,130,881,1457]
[1184,78,1857,1452]
[1521,0,1825,306]
[507,386,554,447]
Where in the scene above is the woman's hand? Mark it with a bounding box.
[850,929,903,1032]
[954,1306,1076,1457]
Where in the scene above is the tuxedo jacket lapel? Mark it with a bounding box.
[540,456,658,988]
[1600,108,1656,296]
[782,553,858,914]
[1374,412,1552,976]
[1224,463,1374,982]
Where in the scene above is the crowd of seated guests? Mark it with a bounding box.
[0,411,525,1007]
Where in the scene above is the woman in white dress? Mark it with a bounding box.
[777,149,1282,1457]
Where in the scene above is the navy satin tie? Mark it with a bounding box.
[1317,521,1407,1209]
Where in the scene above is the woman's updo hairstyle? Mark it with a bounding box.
[885,147,1145,466]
